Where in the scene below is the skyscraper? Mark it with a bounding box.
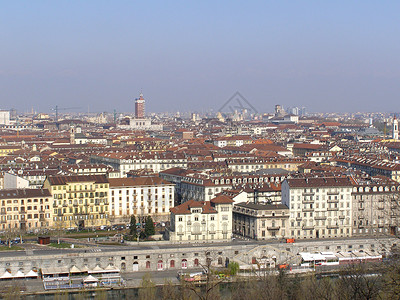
[135,93,145,119]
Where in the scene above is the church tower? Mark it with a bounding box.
[393,116,399,140]
[135,93,145,119]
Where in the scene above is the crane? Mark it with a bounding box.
[51,105,82,121]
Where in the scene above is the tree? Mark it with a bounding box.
[129,215,137,239]
[138,273,156,300]
[228,261,239,276]
[144,216,155,237]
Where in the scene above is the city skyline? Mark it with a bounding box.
[1,1,400,113]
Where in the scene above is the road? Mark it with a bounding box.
[0,235,394,258]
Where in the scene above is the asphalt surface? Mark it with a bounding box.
[0,235,394,258]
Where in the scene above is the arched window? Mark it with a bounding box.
[133,262,139,272]
[194,258,199,267]
[146,261,151,269]
[218,257,223,265]
[181,259,187,269]
[170,260,175,268]
[121,262,126,271]
[157,260,163,271]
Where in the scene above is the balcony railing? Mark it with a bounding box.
[267,226,280,230]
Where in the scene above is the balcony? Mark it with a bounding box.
[302,192,315,196]
[377,207,384,210]
[327,225,339,229]
[302,198,314,203]
[327,207,339,211]
[302,225,314,230]
[296,217,303,221]
[187,221,192,225]
[267,226,280,231]
[314,216,327,220]
[327,199,339,203]
[327,191,339,195]
[338,215,345,219]
[303,208,314,212]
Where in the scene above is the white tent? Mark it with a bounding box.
[25,270,38,278]
[88,265,104,274]
[104,264,120,273]
[13,270,25,278]
[84,275,98,283]
[70,265,82,274]
[0,271,13,279]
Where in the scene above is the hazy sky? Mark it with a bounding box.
[1,1,400,114]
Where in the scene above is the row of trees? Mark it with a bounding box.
[127,215,155,240]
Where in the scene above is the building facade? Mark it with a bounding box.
[43,175,109,229]
[282,176,354,239]
[108,177,175,224]
[135,93,145,119]
[233,202,289,240]
[0,188,52,231]
[352,181,400,236]
[169,195,233,242]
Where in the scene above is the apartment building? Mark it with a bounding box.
[108,177,174,224]
[169,195,233,242]
[352,180,400,236]
[43,175,109,229]
[90,152,187,177]
[0,188,52,231]
[226,157,305,173]
[233,202,289,240]
[282,176,354,239]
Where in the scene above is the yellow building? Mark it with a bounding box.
[0,189,52,231]
[43,175,109,229]
[0,145,21,157]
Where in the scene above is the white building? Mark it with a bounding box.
[281,176,354,239]
[169,195,233,242]
[0,110,10,125]
[393,116,399,140]
[108,177,175,224]
[91,153,187,177]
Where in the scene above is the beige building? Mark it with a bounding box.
[282,176,354,239]
[0,189,52,231]
[108,177,175,224]
[169,195,233,242]
[352,181,400,236]
[233,202,289,240]
[43,175,109,229]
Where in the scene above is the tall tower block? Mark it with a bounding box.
[135,93,145,119]
[393,116,399,140]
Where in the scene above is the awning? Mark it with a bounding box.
[84,275,99,283]
[88,265,104,274]
[103,265,120,273]
[14,270,25,278]
[70,265,82,274]
[25,270,38,278]
[41,266,69,275]
[0,271,13,279]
